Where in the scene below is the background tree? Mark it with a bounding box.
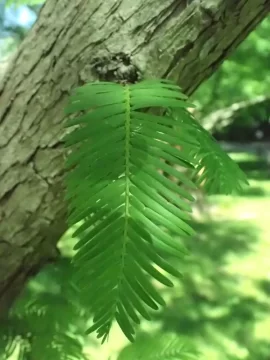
[193,17,270,115]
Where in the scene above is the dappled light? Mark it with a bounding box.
[0,2,270,360]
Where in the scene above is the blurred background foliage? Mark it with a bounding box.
[0,1,269,360]
[192,17,270,114]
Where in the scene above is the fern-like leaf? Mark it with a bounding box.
[64,79,248,343]
[0,262,88,360]
[0,326,18,360]
[117,333,199,360]
[169,109,249,194]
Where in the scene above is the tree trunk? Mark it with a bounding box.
[0,0,269,316]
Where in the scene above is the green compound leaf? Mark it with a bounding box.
[64,79,249,343]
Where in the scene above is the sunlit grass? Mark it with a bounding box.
[207,152,270,353]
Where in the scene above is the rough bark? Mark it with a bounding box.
[0,0,269,316]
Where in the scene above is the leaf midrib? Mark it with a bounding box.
[109,85,132,333]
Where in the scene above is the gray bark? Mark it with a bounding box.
[0,0,269,316]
